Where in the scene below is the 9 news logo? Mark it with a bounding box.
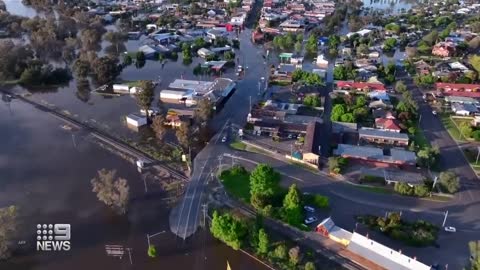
[36,224,71,251]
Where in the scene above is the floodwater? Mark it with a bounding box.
[3,0,46,18]
[0,96,268,270]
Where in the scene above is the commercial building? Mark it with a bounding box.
[334,144,417,167]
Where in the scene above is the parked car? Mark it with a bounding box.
[221,136,227,143]
[304,217,318,224]
[444,226,456,233]
[432,110,437,115]
[304,206,315,213]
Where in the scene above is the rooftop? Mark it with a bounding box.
[359,128,408,140]
[169,79,213,94]
[335,144,416,164]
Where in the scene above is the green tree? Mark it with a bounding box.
[385,23,400,33]
[195,98,213,123]
[417,146,440,168]
[294,41,302,53]
[250,164,280,201]
[469,55,480,75]
[257,228,269,254]
[340,113,355,123]
[273,244,288,260]
[176,121,191,150]
[383,38,397,51]
[210,211,247,250]
[281,184,303,225]
[73,59,90,78]
[327,157,340,173]
[303,95,321,107]
[0,206,17,259]
[422,30,438,46]
[289,246,301,266]
[459,122,473,139]
[224,51,235,62]
[151,115,167,142]
[104,31,128,55]
[414,185,430,197]
[305,34,318,56]
[394,182,414,196]
[439,171,460,193]
[331,104,346,121]
[353,107,368,121]
[136,51,146,62]
[136,80,155,118]
[148,245,157,258]
[333,65,347,80]
[355,96,366,107]
[91,56,120,84]
[356,43,369,55]
[305,262,316,270]
[91,169,130,214]
[123,54,132,66]
[395,81,407,93]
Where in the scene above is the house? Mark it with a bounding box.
[315,217,352,246]
[372,108,396,119]
[138,45,159,59]
[436,82,480,97]
[368,91,390,101]
[359,128,409,146]
[444,95,480,105]
[369,100,392,109]
[432,42,456,57]
[334,144,417,167]
[197,48,214,58]
[375,118,402,133]
[302,122,321,165]
[206,29,228,40]
[452,103,478,116]
[346,29,372,38]
[336,81,386,92]
[414,60,432,75]
[251,29,264,42]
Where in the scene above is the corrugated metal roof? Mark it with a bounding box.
[359,128,409,141]
[348,233,431,270]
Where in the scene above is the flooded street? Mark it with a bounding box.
[0,95,268,270]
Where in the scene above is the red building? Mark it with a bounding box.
[436,82,480,97]
[432,42,456,57]
[336,81,386,92]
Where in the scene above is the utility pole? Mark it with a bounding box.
[218,155,223,170]
[476,146,480,164]
[442,210,449,227]
[126,248,133,265]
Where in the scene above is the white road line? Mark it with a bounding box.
[182,119,231,239]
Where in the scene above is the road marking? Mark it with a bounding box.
[181,119,231,239]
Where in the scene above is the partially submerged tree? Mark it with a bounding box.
[91,169,130,214]
[136,80,155,118]
[151,114,167,142]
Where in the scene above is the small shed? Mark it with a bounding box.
[316,217,352,246]
[126,114,147,127]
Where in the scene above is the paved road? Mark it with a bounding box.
[169,28,270,238]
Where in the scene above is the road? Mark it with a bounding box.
[169,28,270,239]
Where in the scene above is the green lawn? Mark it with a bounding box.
[440,114,464,141]
[230,140,247,151]
[219,167,251,202]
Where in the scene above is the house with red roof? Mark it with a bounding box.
[432,42,456,57]
[336,81,386,92]
[375,118,402,133]
[436,82,480,97]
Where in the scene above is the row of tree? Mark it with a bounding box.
[210,211,316,270]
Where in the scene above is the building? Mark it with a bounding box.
[334,144,416,167]
[126,113,147,128]
[138,45,159,59]
[432,42,456,57]
[302,122,321,165]
[169,79,213,94]
[336,81,386,92]
[347,233,431,270]
[315,217,352,246]
[375,118,402,133]
[197,48,214,58]
[316,54,329,69]
[316,217,431,270]
[159,89,191,103]
[359,128,409,146]
[444,95,480,105]
[436,82,480,97]
[452,103,478,116]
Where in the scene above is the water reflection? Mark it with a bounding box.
[4,0,43,18]
[362,0,413,13]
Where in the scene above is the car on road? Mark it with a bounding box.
[304,206,315,213]
[260,77,265,81]
[444,226,456,233]
[221,136,227,143]
[432,110,437,115]
[304,217,317,224]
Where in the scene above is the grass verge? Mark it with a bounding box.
[219,166,251,202]
[354,185,393,194]
[230,140,247,151]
